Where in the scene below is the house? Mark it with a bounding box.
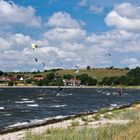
[33,75,45,81]
[0,76,10,82]
[9,77,17,81]
[63,78,81,86]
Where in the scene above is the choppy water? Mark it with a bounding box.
[0,87,140,132]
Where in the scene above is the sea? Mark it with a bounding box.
[0,87,140,133]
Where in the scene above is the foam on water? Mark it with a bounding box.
[15,100,35,104]
[38,97,43,100]
[8,122,29,128]
[110,104,118,107]
[4,114,11,116]
[0,107,4,110]
[50,104,67,108]
[23,100,35,103]
[15,101,24,104]
[21,98,29,101]
[27,104,38,107]
[106,92,110,95]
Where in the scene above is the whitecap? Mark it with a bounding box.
[50,104,67,108]
[23,100,35,103]
[4,113,11,116]
[15,100,35,104]
[38,97,43,100]
[53,115,66,119]
[110,104,118,107]
[56,93,60,96]
[8,122,29,128]
[27,104,38,107]
[106,93,110,95]
[0,107,4,110]
[21,98,29,101]
[15,101,24,104]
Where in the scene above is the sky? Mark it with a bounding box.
[0,0,140,72]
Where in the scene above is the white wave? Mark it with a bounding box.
[38,97,43,100]
[110,104,118,107]
[15,100,35,104]
[27,104,38,107]
[106,92,110,95]
[56,93,60,96]
[57,93,72,97]
[21,98,29,101]
[8,122,29,128]
[15,101,24,104]
[50,104,67,108]
[30,119,44,124]
[0,107,4,110]
[4,113,11,116]
[53,115,66,119]
[23,100,35,103]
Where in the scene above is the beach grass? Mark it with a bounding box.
[25,120,140,140]
[24,104,140,140]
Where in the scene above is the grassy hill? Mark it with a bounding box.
[55,68,128,81]
[8,68,128,81]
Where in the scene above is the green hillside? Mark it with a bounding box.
[7,68,128,81]
[55,68,128,81]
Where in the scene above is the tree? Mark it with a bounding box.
[37,80,44,86]
[48,78,64,86]
[127,67,140,77]
[63,74,73,80]
[109,66,114,69]
[87,66,91,70]
[77,74,97,85]
[0,71,4,76]
[124,67,129,70]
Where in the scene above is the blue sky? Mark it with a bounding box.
[0,0,140,71]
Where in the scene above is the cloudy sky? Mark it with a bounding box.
[0,0,140,71]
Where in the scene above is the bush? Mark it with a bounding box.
[8,81,14,86]
[77,74,97,86]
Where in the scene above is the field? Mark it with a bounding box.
[56,68,128,81]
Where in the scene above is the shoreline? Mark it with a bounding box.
[0,102,136,135]
[0,102,139,140]
[0,85,140,89]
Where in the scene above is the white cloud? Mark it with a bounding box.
[1,3,140,71]
[0,37,11,50]
[44,27,86,42]
[105,3,140,31]
[0,0,41,28]
[78,0,103,13]
[47,12,80,28]
[123,58,139,68]
[60,42,84,51]
[89,6,103,13]
[0,33,33,51]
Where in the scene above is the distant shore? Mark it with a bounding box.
[0,85,140,89]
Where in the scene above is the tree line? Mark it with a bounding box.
[1,67,140,86]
